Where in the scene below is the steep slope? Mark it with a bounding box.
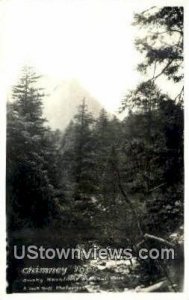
[43,79,103,130]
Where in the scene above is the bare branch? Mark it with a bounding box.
[146,58,175,84]
[174,86,184,102]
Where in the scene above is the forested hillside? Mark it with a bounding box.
[7,6,184,293]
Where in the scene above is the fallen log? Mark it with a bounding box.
[135,280,169,292]
[144,233,174,247]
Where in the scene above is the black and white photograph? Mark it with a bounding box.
[0,0,185,295]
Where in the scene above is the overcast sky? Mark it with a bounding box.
[0,0,183,114]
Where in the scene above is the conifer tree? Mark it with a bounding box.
[7,66,60,229]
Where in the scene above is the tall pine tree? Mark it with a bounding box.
[7,66,60,229]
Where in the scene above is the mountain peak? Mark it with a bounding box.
[43,79,103,130]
